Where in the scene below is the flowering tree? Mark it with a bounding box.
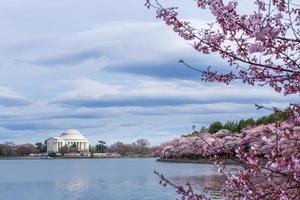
[145,0,300,199]
[146,0,300,94]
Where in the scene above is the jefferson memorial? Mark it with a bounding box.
[47,129,90,153]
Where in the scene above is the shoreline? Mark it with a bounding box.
[1,157,239,164]
[0,156,156,160]
[157,158,240,164]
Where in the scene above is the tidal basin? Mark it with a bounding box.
[0,158,224,200]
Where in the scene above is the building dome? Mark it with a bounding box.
[60,129,86,140]
[47,129,90,154]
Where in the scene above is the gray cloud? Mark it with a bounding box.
[104,56,232,80]
[54,95,275,108]
[52,78,295,109]
[0,87,31,107]
[0,119,104,131]
[32,46,106,67]
[0,122,57,131]
[0,96,30,107]
[105,60,203,80]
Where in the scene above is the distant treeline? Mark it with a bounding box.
[188,112,288,135]
[0,139,153,157]
[0,142,46,157]
[95,139,153,156]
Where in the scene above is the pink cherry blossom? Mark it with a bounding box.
[146,0,300,95]
[248,43,264,53]
[145,0,300,199]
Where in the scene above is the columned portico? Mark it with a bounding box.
[47,129,90,154]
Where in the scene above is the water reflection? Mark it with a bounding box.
[171,175,225,199]
[56,179,89,200]
[0,159,228,200]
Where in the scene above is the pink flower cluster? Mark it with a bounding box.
[146,0,300,95]
[156,121,300,199]
[159,129,241,159]
[145,0,300,199]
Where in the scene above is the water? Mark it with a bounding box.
[0,158,224,200]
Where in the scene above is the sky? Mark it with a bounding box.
[0,0,297,146]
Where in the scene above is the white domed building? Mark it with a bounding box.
[47,129,90,153]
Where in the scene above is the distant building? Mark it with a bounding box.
[46,129,89,153]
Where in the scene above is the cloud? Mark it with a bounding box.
[10,20,221,68]
[52,78,296,108]
[2,19,226,81]
[32,46,107,67]
[0,0,294,146]
[0,115,104,131]
[0,87,30,107]
[105,60,203,80]
[0,122,56,131]
[54,96,269,108]
[48,112,107,120]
